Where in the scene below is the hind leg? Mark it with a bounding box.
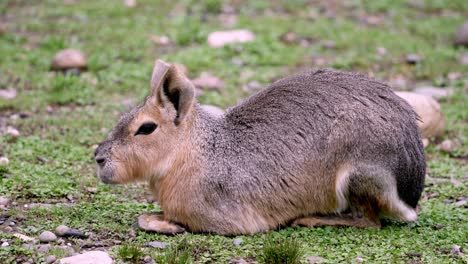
[292,214,381,229]
[344,164,418,223]
[137,213,185,235]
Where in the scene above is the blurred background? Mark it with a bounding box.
[0,1,466,263]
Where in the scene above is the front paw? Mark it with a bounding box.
[137,214,186,235]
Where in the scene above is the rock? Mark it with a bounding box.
[406,54,421,64]
[376,46,387,56]
[450,245,463,256]
[395,92,445,138]
[39,231,57,243]
[201,105,224,117]
[307,256,326,263]
[46,255,57,264]
[454,22,468,46]
[355,257,364,262]
[192,72,224,91]
[38,244,52,253]
[0,89,17,100]
[6,126,20,137]
[145,241,170,249]
[1,242,9,247]
[413,86,452,99]
[51,49,87,71]
[280,31,298,44]
[242,81,263,93]
[0,196,10,206]
[322,40,336,49]
[207,29,255,47]
[124,0,136,7]
[454,200,466,207]
[58,251,112,264]
[55,225,70,236]
[422,138,429,148]
[232,238,243,246]
[439,139,456,153]
[22,243,34,250]
[229,258,247,264]
[458,53,468,65]
[149,35,171,46]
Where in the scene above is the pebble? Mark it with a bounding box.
[1,242,9,247]
[454,22,468,46]
[307,256,326,263]
[439,139,456,153]
[124,0,136,7]
[454,200,466,207]
[146,241,170,249]
[356,257,364,262]
[0,89,17,100]
[6,126,20,137]
[458,53,468,65]
[413,86,452,99]
[232,238,243,246]
[39,231,57,243]
[0,196,11,206]
[322,40,336,49]
[395,92,445,138]
[58,251,112,264]
[22,243,34,250]
[45,255,57,264]
[242,81,263,93]
[37,244,52,253]
[230,258,247,264]
[192,72,224,91]
[51,49,87,71]
[149,35,171,46]
[207,29,255,48]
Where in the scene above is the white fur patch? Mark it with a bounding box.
[334,164,352,213]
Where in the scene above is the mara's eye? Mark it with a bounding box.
[135,122,158,136]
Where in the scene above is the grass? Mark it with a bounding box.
[257,237,304,264]
[0,0,467,263]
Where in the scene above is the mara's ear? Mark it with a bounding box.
[150,59,195,125]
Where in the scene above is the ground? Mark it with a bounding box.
[0,0,467,263]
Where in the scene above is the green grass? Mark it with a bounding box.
[257,237,304,264]
[0,0,467,263]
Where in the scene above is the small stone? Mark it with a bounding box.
[58,251,112,264]
[84,187,97,193]
[307,256,326,263]
[4,226,13,232]
[0,89,17,100]
[0,196,10,205]
[376,46,387,56]
[454,200,466,207]
[124,0,136,7]
[322,40,336,49]
[229,258,247,264]
[242,81,263,93]
[146,241,170,249]
[433,224,445,230]
[45,255,57,264]
[207,29,255,48]
[37,244,52,253]
[231,57,244,67]
[232,238,243,246]
[55,225,70,236]
[1,242,9,247]
[6,126,20,137]
[458,53,468,65]
[395,92,445,138]
[356,257,364,262]
[39,231,57,243]
[406,54,421,64]
[149,35,171,46]
[454,22,468,46]
[413,86,453,99]
[280,31,298,44]
[192,72,224,91]
[450,245,463,256]
[363,15,382,26]
[406,252,422,257]
[8,221,15,226]
[22,243,34,250]
[439,139,456,153]
[422,138,429,148]
[51,49,87,71]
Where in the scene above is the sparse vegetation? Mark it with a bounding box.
[257,237,304,264]
[0,0,466,263]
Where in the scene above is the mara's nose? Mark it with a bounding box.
[95,156,106,166]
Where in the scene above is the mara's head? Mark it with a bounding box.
[95,60,195,184]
